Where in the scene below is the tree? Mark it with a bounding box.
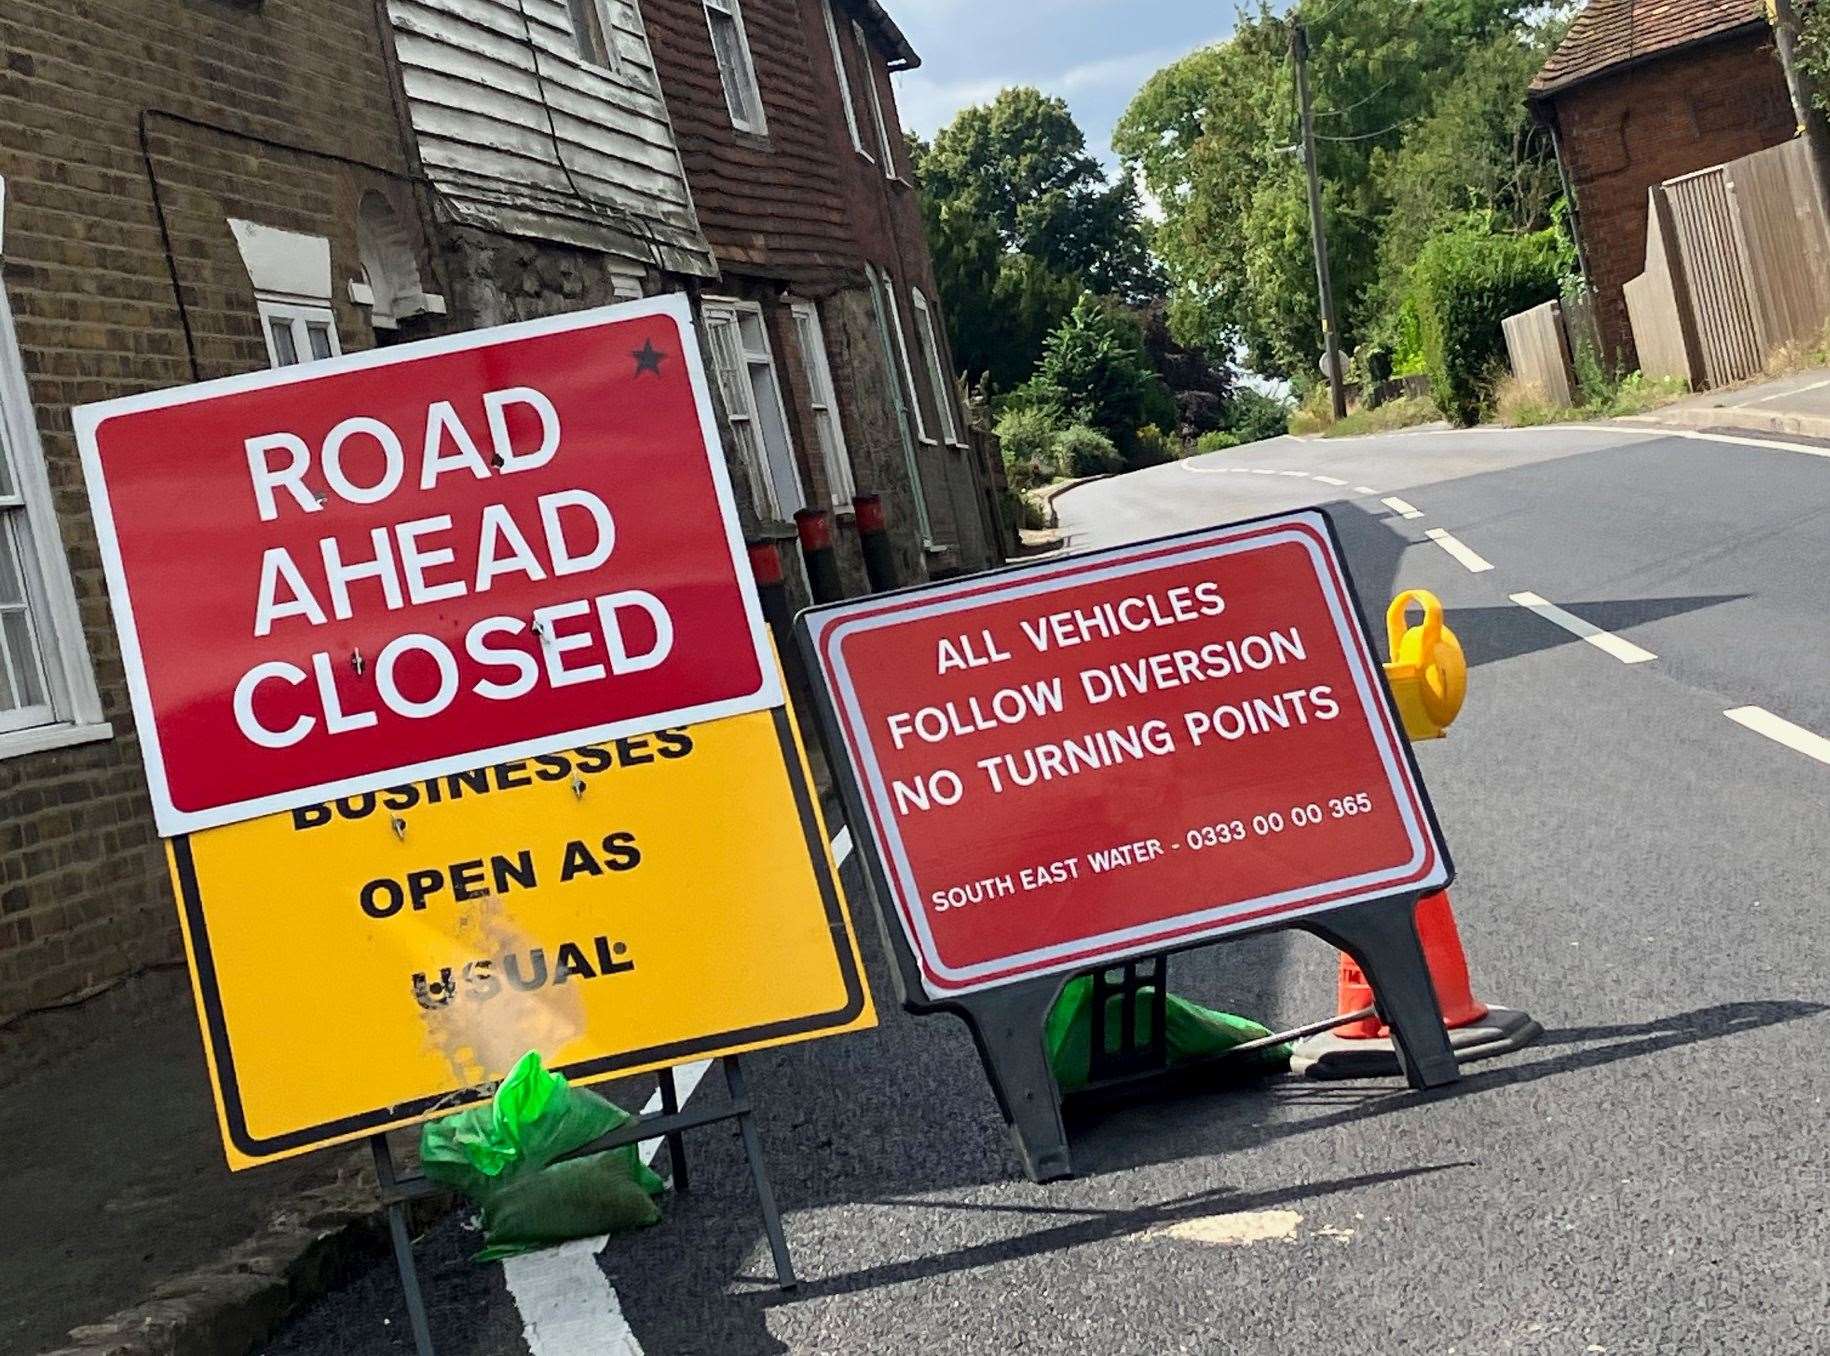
[1115,0,1537,379]
[1029,294,1169,456]
[918,88,1162,305]
[921,190,1083,392]
[1367,26,1566,321]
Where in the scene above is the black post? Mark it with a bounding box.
[795,508,845,604]
[853,494,899,593]
[371,1135,436,1356]
[657,1066,689,1194]
[722,1056,798,1289]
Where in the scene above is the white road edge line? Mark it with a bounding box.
[504,825,857,1355]
[1675,428,1830,460]
[1313,475,1347,486]
[1724,707,1830,765]
[1509,592,1657,664]
[1424,528,1494,573]
[1740,376,1830,407]
[1382,496,1424,520]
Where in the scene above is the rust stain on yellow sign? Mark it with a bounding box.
[169,704,873,1169]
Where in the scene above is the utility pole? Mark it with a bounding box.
[1769,0,1830,229]
[1292,20,1347,422]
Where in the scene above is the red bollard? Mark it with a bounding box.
[746,539,793,651]
[853,494,899,594]
[794,508,845,604]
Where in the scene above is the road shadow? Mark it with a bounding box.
[745,1161,1467,1306]
[1069,999,1828,1175]
[1448,595,1748,668]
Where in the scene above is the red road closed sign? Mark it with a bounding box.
[805,511,1451,1000]
[75,297,778,834]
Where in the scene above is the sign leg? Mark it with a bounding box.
[722,1056,798,1290]
[958,982,1074,1182]
[1302,893,1460,1089]
[657,1066,690,1194]
[370,1135,436,1356]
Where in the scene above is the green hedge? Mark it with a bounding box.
[1407,222,1562,425]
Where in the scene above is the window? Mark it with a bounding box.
[853,20,896,176]
[258,300,341,369]
[702,299,803,521]
[909,289,962,445]
[565,0,621,72]
[821,2,868,159]
[789,300,855,509]
[704,0,766,134]
[228,221,342,370]
[880,277,931,444]
[0,243,108,755]
[865,265,933,544]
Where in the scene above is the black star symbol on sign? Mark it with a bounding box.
[633,339,666,376]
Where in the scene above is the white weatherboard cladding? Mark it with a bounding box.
[388,0,714,275]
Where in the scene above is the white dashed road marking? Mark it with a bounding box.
[503,825,857,1354]
[1354,485,1379,495]
[1424,528,1494,573]
[1724,707,1830,765]
[1509,592,1657,665]
[1313,475,1347,486]
[1382,496,1424,519]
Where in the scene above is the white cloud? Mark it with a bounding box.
[893,35,1226,143]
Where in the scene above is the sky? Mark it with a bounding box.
[887,0,1235,173]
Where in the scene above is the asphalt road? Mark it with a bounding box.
[266,420,1830,1355]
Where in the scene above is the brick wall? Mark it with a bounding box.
[642,0,999,576]
[1546,32,1794,366]
[0,0,433,1019]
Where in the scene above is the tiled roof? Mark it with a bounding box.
[1529,0,1767,96]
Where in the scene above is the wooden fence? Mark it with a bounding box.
[1501,299,1576,405]
[1625,138,1830,389]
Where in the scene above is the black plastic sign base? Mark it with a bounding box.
[947,891,1458,1181]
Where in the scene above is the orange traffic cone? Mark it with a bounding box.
[1291,890,1541,1079]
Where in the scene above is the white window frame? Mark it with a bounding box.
[0,234,109,757]
[565,0,624,74]
[880,279,933,444]
[257,298,342,370]
[909,288,962,446]
[853,20,897,177]
[704,0,768,135]
[822,2,869,160]
[702,298,804,522]
[866,265,935,545]
[788,298,856,510]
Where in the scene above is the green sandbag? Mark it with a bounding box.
[474,1152,661,1262]
[420,1051,665,1260]
[1044,975,1291,1092]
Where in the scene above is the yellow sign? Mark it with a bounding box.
[169,704,874,1168]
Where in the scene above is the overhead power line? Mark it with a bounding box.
[1312,116,1417,143]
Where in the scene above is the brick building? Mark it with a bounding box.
[0,0,461,1027]
[1530,0,1795,365]
[640,0,1003,587]
[0,0,988,1027]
